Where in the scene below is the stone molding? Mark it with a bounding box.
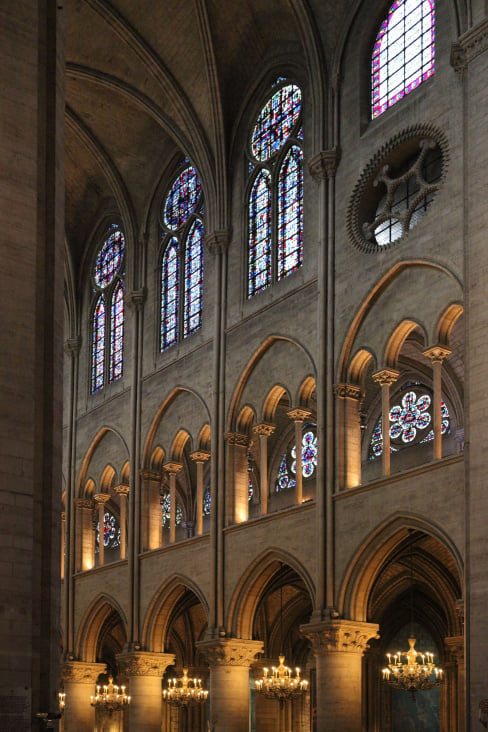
[371,368,400,387]
[308,148,341,181]
[451,19,488,72]
[224,432,249,448]
[190,450,211,463]
[93,492,111,504]
[114,483,129,496]
[422,344,452,364]
[163,461,183,474]
[64,336,82,356]
[286,408,312,422]
[252,422,276,438]
[444,635,464,661]
[116,651,175,677]
[61,661,106,684]
[300,619,379,655]
[126,287,147,311]
[197,638,264,667]
[333,383,363,401]
[76,498,95,510]
[205,230,231,255]
[140,469,161,483]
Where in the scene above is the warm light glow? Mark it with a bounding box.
[162,668,208,707]
[255,655,308,703]
[90,676,131,716]
[58,692,65,711]
[382,637,443,698]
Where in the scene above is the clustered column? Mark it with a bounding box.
[286,408,312,504]
[252,422,275,515]
[334,383,364,490]
[117,651,175,732]
[190,450,211,535]
[224,432,249,524]
[371,368,400,476]
[141,470,163,550]
[75,498,95,572]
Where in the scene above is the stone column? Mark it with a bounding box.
[93,493,111,567]
[371,369,400,476]
[75,498,95,572]
[61,661,106,732]
[197,638,263,732]
[445,635,465,731]
[334,384,364,490]
[286,409,312,504]
[301,619,379,732]
[190,450,211,536]
[114,484,129,559]
[61,511,66,581]
[225,433,249,525]
[141,471,162,551]
[252,423,276,516]
[163,463,183,544]
[423,345,452,460]
[117,651,175,732]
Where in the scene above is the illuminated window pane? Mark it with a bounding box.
[161,493,183,527]
[94,225,125,288]
[248,170,272,297]
[371,0,435,119]
[161,238,179,350]
[184,220,203,337]
[203,488,211,515]
[91,296,105,393]
[277,145,303,280]
[163,166,201,230]
[275,424,317,492]
[95,511,121,552]
[251,84,301,161]
[109,282,124,383]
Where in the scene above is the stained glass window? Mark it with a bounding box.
[248,80,303,298]
[161,492,183,527]
[90,224,125,393]
[369,388,450,459]
[372,0,435,119]
[275,424,317,492]
[95,510,121,552]
[160,164,204,351]
[203,487,211,516]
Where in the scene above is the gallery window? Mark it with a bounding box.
[275,423,317,492]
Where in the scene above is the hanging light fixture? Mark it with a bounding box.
[255,581,308,705]
[382,538,443,699]
[162,668,209,706]
[90,675,131,716]
[58,691,66,712]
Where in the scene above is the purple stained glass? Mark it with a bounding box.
[163,166,202,231]
[203,487,211,515]
[276,425,317,491]
[371,0,435,119]
[161,493,183,527]
[109,282,124,383]
[96,511,121,552]
[91,296,106,393]
[184,220,203,337]
[276,453,296,492]
[248,170,272,297]
[94,226,125,288]
[277,146,303,280]
[251,85,301,161]
[161,238,179,350]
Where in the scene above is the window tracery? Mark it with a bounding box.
[275,424,317,492]
[95,510,121,552]
[161,492,183,527]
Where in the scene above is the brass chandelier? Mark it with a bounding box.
[162,668,209,706]
[90,676,131,715]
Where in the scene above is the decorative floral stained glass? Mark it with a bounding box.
[251,84,301,162]
[248,170,272,297]
[163,166,201,230]
[277,146,303,280]
[161,493,183,527]
[183,220,204,337]
[276,425,317,492]
[161,239,179,351]
[95,511,121,552]
[109,282,124,383]
[94,226,125,288]
[372,0,435,119]
[91,296,106,393]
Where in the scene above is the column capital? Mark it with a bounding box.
[61,511,66,521]
[60,660,106,684]
[163,461,183,474]
[308,148,341,181]
[140,469,161,483]
[114,483,129,497]
[444,634,464,661]
[452,18,488,70]
[116,651,175,677]
[224,432,249,448]
[93,492,111,504]
[205,229,231,255]
[422,344,452,364]
[190,450,211,463]
[75,498,94,510]
[300,619,379,655]
[64,336,82,356]
[252,422,276,438]
[197,638,263,667]
[371,368,400,387]
[126,287,147,311]
[286,407,312,422]
[333,383,363,400]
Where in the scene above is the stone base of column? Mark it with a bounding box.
[116,651,175,732]
[61,661,106,732]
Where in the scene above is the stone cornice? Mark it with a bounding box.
[197,638,263,667]
[371,368,400,387]
[205,230,231,255]
[287,408,312,422]
[308,148,341,181]
[224,432,249,448]
[422,344,452,364]
[333,383,363,400]
[252,422,276,438]
[452,18,488,71]
[116,651,175,677]
[60,661,106,684]
[190,450,211,463]
[300,619,379,655]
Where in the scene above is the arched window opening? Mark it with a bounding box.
[371,0,435,119]
[160,164,204,351]
[275,423,317,492]
[95,509,121,565]
[248,80,303,298]
[90,223,125,393]
[161,492,183,527]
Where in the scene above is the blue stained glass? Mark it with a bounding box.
[161,238,179,350]
[276,425,317,491]
[109,282,124,383]
[251,85,301,161]
[184,220,203,337]
[371,0,435,119]
[94,226,125,288]
[277,146,303,280]
[203,487,211,515]
[91,296,105,393]
[248,170,272,297]
[276,453,296,492]
[95,511,121,552]
[163,166,201,230]
[161,493,183,527]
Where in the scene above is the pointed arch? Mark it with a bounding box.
[91,295,106,393]
[277,145,303,280]
[183,219,204,337]
[248,169,272,297]
[161,237,179,351]
[75,593,128,662]
[109,281,124,382]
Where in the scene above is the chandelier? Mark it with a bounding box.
[162,668,209,706]
[90,676,131,715]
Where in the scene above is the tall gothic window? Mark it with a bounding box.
[90,224,125,393]
[160,164,204,351]
[247,79,303,298]
[371,0,435,119]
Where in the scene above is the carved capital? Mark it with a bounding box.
[450,41,467,73]
[64,336,82,356]
[422,344,452,364]
[116,651,175,677]
[163,461,183,475]
[286,408,312,422]
[308,148,341,181]
[75,498,94,510]
[61,511,66,522]
[140,469,161,483]
[114,484,129,497]
[334,383,363,401]
[190,450,211,463]
[197,638,264,667]
[253,422,276,438]
[444,635,464,662]
[126,288,147,311]
[93,492,111,505]
[61,661,106,684]
[205,230,231,255]
[224,432,249,448]
[371,368,400,387]
[455,18,488,68]
[300,619,379,655]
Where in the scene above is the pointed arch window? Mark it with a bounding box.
[247,80,303,298]
[160,164,204,351]
[371,0,435,119]
[90,224,125,393]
